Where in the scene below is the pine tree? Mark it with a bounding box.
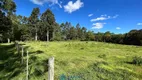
[28,8,40,41]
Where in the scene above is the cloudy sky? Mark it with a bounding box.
[14,0,142,33]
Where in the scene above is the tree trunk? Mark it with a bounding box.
[52,31,55,40]
[35,25,38,41]
[35,32,37,41]
[47,30,49,42]
[7,38,10,43]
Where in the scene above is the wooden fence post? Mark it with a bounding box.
[48,57,54,80]
[26,51,29,80]
[16,43,20,54]
[14,42,17,47]
[7,38,10,43]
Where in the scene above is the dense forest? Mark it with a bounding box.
[0,0,142,45]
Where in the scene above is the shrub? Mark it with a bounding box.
[98,54,106,58]
[132,56,142,65]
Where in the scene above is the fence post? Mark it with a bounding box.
[21,46,24,64]
[16,43,20,54]
[7,38,10,43]
[48,57,54,80]
[26,51,29,80]
[14,41,17,47]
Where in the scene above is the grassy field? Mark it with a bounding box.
[0,41,142,80]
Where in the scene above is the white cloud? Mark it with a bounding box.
[88,14,93,17]
[56,1,62,8]
[116,27,121,30]
[137,23,142,26]
[30,0,44,5]
[30,0,62,8]
[64,0,84,13]
[101,14,107,17]
[91,14,119,22]
[113,15,119,18]
[58,1,62,8]
[91,16,108,22]
[92,23,106,29]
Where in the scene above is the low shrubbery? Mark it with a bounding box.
[98,54,106,58]
[132,56,142,65]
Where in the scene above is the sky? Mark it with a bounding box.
[13,0,142,34]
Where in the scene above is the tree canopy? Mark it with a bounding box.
[0,0,142,45]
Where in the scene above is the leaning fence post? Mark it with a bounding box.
[26,51,29,80]
[48,57,54,80]
[16,43,20,54]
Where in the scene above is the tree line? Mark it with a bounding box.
[94,30,142,45]
[0,0,142,45]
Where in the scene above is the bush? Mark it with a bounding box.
[132,56,142,65]
[98,54,106,58]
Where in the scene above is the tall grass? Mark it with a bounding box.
[0,41,142,80]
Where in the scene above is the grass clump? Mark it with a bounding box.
[132,56,142,65]
[98,54,106,58]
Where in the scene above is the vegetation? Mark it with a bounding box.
[0,0,142,46]
[0,0,142,80]
[0,41,142,80]
[132,56,142,66]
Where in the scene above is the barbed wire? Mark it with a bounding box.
[1,42,51,80]
[35,66,47,80]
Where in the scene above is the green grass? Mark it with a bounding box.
[0,41,142,80]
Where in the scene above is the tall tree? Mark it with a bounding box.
[65,22,72,40]
[61,22,69,40]
[40,9,56,41]
[76,23,81,39]
[13,15,29,41]
[81,27,87,40]
[123,29,142,45]
[103,31,111,42]
[0,10,12,42]
[86,31,95,41]
[28,8,40,41]
[54,23,62,41]
[0,0,16,43]
[69,26,76,40]
[0,0,16,15]
[60,23,65,40]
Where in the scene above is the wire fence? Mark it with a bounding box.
[0,42,135,80]
[0,42,54,80]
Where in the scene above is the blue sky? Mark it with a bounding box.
[14,0,142,33]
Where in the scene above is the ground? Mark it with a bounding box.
[0,41,142,80]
